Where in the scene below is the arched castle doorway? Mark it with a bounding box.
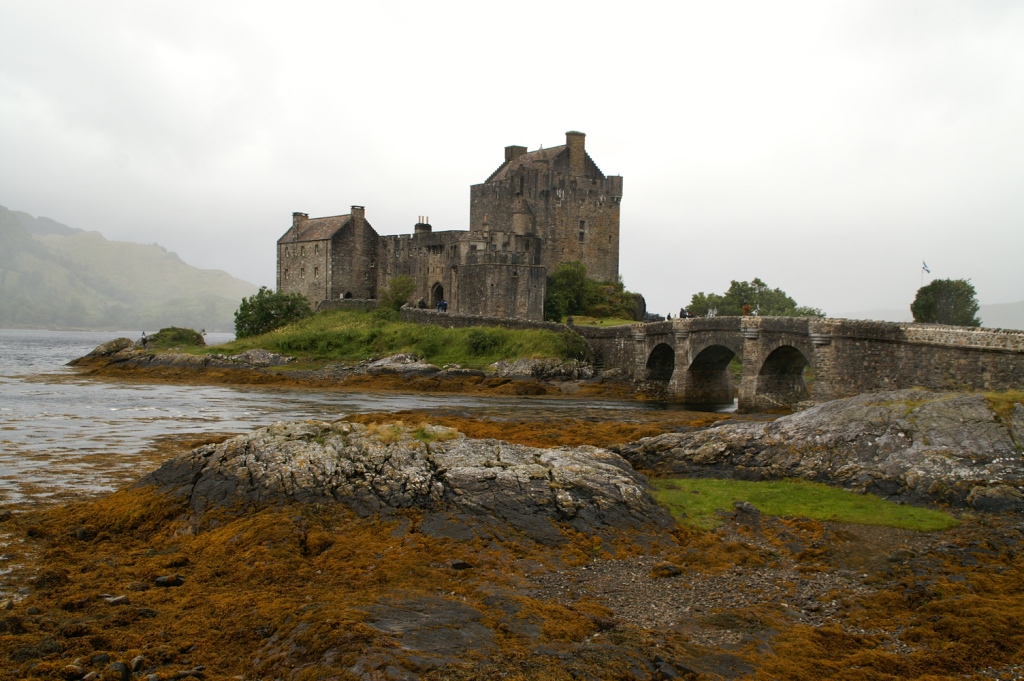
[430,283,444,308]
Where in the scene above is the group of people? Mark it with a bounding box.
[416,299,448,313]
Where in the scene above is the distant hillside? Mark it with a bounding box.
[841,303,1023,330]
[980,301,1024,331]
[0,205,258,332]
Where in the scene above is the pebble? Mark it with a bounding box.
[106,661,130,681]
[155,574,185,587]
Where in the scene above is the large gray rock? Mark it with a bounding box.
[614,390,1024,511]
[490,358,594,380]
[137,421,673,544]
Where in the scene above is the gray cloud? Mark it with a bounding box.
[2,0,1021,317]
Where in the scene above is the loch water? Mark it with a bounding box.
[0,328,664,506]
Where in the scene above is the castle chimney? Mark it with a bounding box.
[505,145,527,164]
[292,212,309,229]
[566,131,585,175]
[414,215,432,234]
[351,205,365,228]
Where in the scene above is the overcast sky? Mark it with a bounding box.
[2,1,1022,318]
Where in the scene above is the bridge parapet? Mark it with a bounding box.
[577,317,1024,411]
[815,318,1024,353]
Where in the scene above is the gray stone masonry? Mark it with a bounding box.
[277,131,622,322]
[577,317,1024,411]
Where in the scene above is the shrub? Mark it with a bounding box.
[911,278,980,327]
[234,287,313,338]
[466,329,501,356]
[148,327,205,348]
[378,276,415,313]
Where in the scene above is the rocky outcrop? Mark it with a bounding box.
[490,358,595,380]
[71,341,597,385]
[68,340,293,372]
[614,389,1024,511]
[137,421,673,544]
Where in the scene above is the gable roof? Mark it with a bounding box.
[485,145,568,183]
[278,214,351,243]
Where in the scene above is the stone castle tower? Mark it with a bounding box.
[470,131,622,282]
[276,131,622,321]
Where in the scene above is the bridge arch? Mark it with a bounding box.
[751,344,811,409]
[645,343,675,382]
[681,344,738,405]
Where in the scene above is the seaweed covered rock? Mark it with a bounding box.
[615,390,1024,510]
[137,421,673,544]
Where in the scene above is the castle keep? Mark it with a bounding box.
[276,131,622,321]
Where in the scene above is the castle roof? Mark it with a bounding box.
[485,145,568,183]
[278,214,351,243]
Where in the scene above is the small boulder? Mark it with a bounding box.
[155,575,185,588]
[106,661,131,681]
[967,484,1024,513]
[649,561,683,579]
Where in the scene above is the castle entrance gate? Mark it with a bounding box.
[430,283,444,308]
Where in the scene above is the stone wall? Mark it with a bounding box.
[331,208,378,300]
[316,299,379,313]
[400,307,566,333]
[810,319,1024,400]
[579,316,1024,410]
[468,132,622,283]
[278,237,332,303]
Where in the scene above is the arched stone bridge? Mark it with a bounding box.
[576,317,1024,411]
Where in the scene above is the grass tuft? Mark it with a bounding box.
[653,477,959,531]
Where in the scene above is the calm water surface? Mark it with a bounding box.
[0,328,665,506]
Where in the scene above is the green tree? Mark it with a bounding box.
[234,287,313,338]
[687,278,824,318]
[911,278,980,327]
[379,276,416,312]
[544,261,644,322]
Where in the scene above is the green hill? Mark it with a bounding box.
[0,205,258,332]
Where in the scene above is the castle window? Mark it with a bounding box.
[300,268,305,278]
[579,231,585,243]
[300,245,305,256]
[314,267,319,278]
[284,269,289,280]
[314,244,319,255]
[579,220,586,230]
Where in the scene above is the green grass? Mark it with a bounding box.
[563,315,636,327]
[986,389,1024,421]
[653,477,959,531]
[200,310,587,370]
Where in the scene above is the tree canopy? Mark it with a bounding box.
[378,276,416,312]
[687,278,824,318]
[911,278,980,327]
[234,287,313,338]
[543,261,645,322]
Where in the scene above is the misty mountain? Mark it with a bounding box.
[838,303,1024,330]
[979,301,1024,331]
[0,205,258,332]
